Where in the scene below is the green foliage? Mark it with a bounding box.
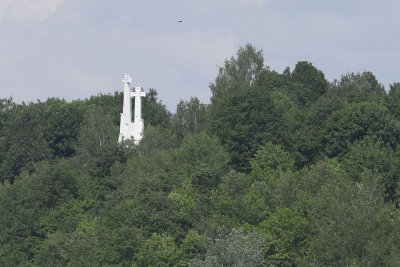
[258,208,310,266]
[168,183,199,224]
[172,97,208,141]
[250,142,294,185]
[40,98,83,158]
[329,71,386,103]
[307,171,399,265]
[142,88,172,129]
[134,233,179,266]
[0,104,52,182]
[322,102,400,158]
[177,230,207,265]
[342,138,400,202]
[292,95,346,166]
[210,43,264,103]
[209,79,294,172]
[290,61,329,106]
[83,91,123,126]
[175,132,230,183]
[2,44,400,266]
[136,125,177,157]
[386,82,400,119]
[0,159,78,265]
[191,228,265,267]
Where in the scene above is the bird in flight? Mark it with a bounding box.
[178,20,183,23]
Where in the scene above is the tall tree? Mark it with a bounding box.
[210,43,264,103]
[290,61,329,106]
[322,102,400,158]
[328,71,386,103]
[172,97,208,141]
[142,88,172,129]
[209,82,294,172]
[386,82,400,119]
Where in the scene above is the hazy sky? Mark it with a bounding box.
[1,0,399,111]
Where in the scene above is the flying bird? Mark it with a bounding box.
[178,20,183,23]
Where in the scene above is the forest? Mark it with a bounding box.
[1,44,400,266]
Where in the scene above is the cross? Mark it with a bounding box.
[131,86,146,123]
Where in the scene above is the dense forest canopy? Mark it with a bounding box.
[1,44,400,266]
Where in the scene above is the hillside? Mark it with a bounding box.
[1,44,400,266]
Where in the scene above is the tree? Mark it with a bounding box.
[134,233,179,266]
[191,228,265,267]
[258,208,310,266]
[322,102,400,158]
[172,97,208,141]
[174,132,230,186]
[290,61,329,106]
[292,95,346,167]
[386,82,400,119]
[142,88,172,129]
[328,71,386,103]
[341,138,400,202]
[307,171,400,266]
[0,159,78,265]
[76,106,123,179]
[40,98,83,158]
[0,104,51,183]
[210,43,264,103]
[249,142,294,185]
[83,91,123,126]
[0,97,15,130]
[209,82,294,172]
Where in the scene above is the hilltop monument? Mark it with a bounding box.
[118,73,146,144]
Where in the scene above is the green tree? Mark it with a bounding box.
[177,230,207,266]
[142,88,172,129]
[249,142,294,185]
[134,233,179,266]
[191,228,265,267]
[76,106,123,180]
[172,97,208,141]
[40,98,83,158]
[292,95,346,167]
[209,83,293,172]
[83,91,123,126]
[386,82,400,119]
[307,171,400,266]
[342,138,400,202]
[0,159,78,265]
[210,43,264,103]
[0,104,51,182]
[290,61,329,106]
[328,71,386,103]
[258,208,310,266]
[322,102,400,158]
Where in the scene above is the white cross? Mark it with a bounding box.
[131,87,146,123]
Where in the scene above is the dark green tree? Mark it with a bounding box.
[290,61,329,106]
[142,88,172,129]
[386,82,400,119]
[209,82,294,172]
[0,104,51,182]
[322,102,400,158]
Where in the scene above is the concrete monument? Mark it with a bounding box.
[118,73,146,144]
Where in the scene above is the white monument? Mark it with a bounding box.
[118,73,146,145]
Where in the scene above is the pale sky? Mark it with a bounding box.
[1,0,399,111]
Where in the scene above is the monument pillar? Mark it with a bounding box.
[118,73,146,144]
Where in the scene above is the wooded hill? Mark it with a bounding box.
[1,44,400,266]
